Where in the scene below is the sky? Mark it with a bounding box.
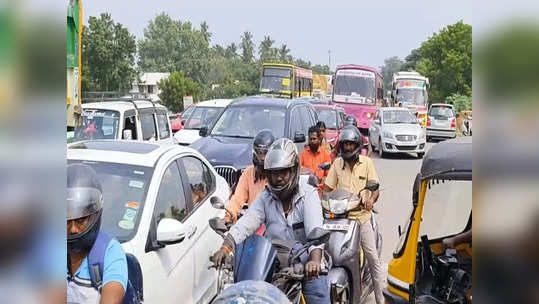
[44,0,532,70]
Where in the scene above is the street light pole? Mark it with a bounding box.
[328,49,331,70]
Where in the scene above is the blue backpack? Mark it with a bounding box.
[88,232,144,304]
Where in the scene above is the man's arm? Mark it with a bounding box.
[100,282,125,304]
[228,193,266,245]
[323,161,338,193]
[101,240,127,304]
[225,168,250,222]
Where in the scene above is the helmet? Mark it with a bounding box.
[252,129,275,167]
[343,115,357,127]
[264,138,299,201]
[213,280,291,304]
[67,163,104,254]
[338,126,362,161]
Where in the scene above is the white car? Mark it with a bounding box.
[369,107,427,158]
[68,140,230,303]
[69,99,175,145]
[174,99,232,146]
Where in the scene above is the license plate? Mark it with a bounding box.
[323,223,350,231]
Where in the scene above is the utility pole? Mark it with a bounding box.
[328,49,331,70]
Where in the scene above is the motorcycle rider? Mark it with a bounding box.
[67,163,127,304]
[338,115,372,157]
[225,129,275,223]
[300,125,331,191]
[323,127,384,304]
[212,138,330,304]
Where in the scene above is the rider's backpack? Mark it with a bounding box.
[88,232,144,304]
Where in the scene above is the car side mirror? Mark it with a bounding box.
[365,180,380,192]
[307,227,330,245]
[294,132,306,143]
[210,196,225,210]
[199,126,208,137]
[156,218,186,245]
[122,129,133,140]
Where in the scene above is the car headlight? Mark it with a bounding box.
[382,131,394,139]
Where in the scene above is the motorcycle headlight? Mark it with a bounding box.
[328,199,347,214]
[382,131,394,139]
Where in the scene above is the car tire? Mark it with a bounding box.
[378,137,385,158]
[417,152,424,159]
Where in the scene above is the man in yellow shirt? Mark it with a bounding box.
[323,127,384,304]
[225,130,275,223]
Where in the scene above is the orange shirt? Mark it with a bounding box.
[225,165,267,222]
[300,146,332,180]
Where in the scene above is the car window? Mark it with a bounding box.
[181,106,195,119]
[140,114,157,140]
[123,115,138,139]
[429,106,455,118]
[212,106,286,138]
[298,106,312,135]
[181,156,215,206]
[74,109,120,141]
[289,107,302,137]
[184,107,224,130]
[156,114,171,139]
[317,109,338,129]
[154,161,187,223]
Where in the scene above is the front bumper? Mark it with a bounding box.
[426,128,456,139]
[381,137,426,153]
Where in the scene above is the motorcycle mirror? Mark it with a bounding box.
[318,162,331,171]
[307,227,330,246]
[208,217,227,236]
[210,196,225,209]
[365,180,380,192]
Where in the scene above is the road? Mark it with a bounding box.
[365,142,435,303]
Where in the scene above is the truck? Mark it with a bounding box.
[391,71,429,127]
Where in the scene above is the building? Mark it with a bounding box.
[131,72,170,102]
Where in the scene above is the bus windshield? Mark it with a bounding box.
[260,67,293,93]
[333,69,375,104]
[396,87,427,107]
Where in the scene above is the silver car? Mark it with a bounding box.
[426,103,457,141]
[369,107,427,158]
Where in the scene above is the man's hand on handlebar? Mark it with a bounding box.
[211,246,230,267]
[305,261,321,279]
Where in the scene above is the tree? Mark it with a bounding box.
[380,56,404,91]
[82,13,137,92]
[158,71,201,113]
[200,21,211,43]
[240,31,255,63]
[445,93,471,113]
[415,21,472,101]
[138,13,210,83]
[278,44,292,63]
[311,64,332,75]
[259,35,277,63]
[402,48,422,71]
[225,43,238,59]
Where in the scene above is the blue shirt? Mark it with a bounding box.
[67,239,127,304]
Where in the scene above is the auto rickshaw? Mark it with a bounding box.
[384,137,472,304]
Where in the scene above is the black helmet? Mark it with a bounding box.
[338,126,362,161]
[67,163,104,254]
[264,138,300,201]
[343,115,357,127]
[252,129,275,167]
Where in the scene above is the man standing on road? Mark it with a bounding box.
[212,138,330,304]
[323,127,384,304]
[300,126,332,191]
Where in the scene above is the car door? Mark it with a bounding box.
[370,110,381,147]
[178,156,223,304]
[141,160,197,303]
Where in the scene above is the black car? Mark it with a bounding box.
[190,96,319,188]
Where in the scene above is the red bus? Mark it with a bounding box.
[332,64,384,135]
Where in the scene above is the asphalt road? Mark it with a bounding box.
[365,142,436,303]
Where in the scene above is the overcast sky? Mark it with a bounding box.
[28,0,527,71]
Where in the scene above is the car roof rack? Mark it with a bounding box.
[82,92,160,113]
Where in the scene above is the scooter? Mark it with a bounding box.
[321,181,383,304]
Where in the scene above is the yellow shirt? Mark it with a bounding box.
[324,156,379,224]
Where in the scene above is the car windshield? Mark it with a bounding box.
[396,88,427,107]
[383,110,417,124]
[211,106,286,138]
[68,160,153,243]
[317,109,338,129]
[183,106,224,130]
[333,69,375,104]
[260,67,293,93]
[73,109,120,141]
[181,106,195,119]
[429,106,455,118]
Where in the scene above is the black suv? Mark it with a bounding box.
[190,96,318,188]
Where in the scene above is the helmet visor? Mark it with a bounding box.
[67,187,103,220]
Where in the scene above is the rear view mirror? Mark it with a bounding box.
[318,162,331,171]
[294,132,306,143]
[365,180,380,192]
[157,218,186,245]
[307,227,330,245]
[210,196,225,210]
[122,129,133,140]
[199,126,208,137]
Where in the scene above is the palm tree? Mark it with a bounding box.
[241,31,255,63]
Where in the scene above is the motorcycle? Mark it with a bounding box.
[208,197,331,304]
[321,181,383,304]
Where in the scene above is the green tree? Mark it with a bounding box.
[240,31,255,63]
[225,43,238,59]
[138,13,210,83]
[380,56,404,91]
[158,71,201,113]
[402,48,422,71]
[200,21,211,43]
[259,35,277,63]
[311,64,332,75]
[278,44,292,63]
[82,13,137,92]
[416,21,472,101]
[445,93,471,113]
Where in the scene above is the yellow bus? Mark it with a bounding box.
[260,63,313,98]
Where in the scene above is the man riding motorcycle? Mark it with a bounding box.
[323,127,384,304]
[212,138,330,304]
[337,115,372,157]
[225,129,275,223]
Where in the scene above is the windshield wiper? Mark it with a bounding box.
[214,134,253,139]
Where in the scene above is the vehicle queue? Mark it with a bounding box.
[67,64,471,304]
